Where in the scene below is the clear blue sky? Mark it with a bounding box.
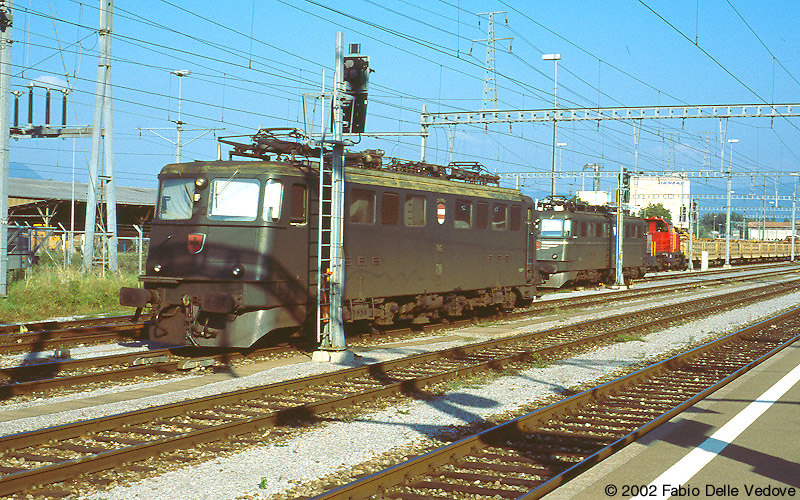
[12,0,800,218]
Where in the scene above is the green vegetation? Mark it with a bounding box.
[615,333,645,343]
[0,250,140,324]
[638,202,672,223]
[528,353,549,368]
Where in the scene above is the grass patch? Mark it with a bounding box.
[444,379,463,391]
[528,353,550,368]
[0,254,139,324]
[543,305,563,316]
[615,333,645,343]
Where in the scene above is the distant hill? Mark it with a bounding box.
[9,162,43,180]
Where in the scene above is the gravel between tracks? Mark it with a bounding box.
[56,287,800,500]
[0,278,771,432]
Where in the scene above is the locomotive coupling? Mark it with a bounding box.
[119,287,159,308]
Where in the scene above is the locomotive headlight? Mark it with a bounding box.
[231,265,244,277]
[551,253,558,260]
[194,176,208,189]
[153,264,162,273]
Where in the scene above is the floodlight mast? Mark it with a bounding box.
[791,173,798,262]
[171,69,191,163]
[542,53,561,197]
[724,138,738,268]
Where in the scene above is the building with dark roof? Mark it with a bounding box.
[8,178,156,233]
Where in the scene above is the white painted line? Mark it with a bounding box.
[630,359,800,499]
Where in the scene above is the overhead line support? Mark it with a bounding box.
[421,103,800,126]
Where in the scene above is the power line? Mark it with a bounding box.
[725,0,800,92]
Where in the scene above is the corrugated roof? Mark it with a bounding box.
[9,178,155,206]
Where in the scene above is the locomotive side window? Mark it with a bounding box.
[381,192,400,225]
[404,194,426,227]
[437,199,446,225]
[290,184,307,224]
[158,178,193,220]
[454,199,472,229]
[595,222,602,238]
[476,202,489,229]
[540,219,563,238]
[350,189,375,224]
[209,178,261,221]
[579,221,588,237]
[510,205,521,231]
[492,203,507,230]
[262,179,283,222]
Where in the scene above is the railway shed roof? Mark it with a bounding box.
[8,178,155,206]
[8,178,156,231]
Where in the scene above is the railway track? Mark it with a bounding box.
[526,264,799,316]
[0,317,145,355]
[0,263,790,358]
[0,345,295,399]
[0,314,139,335]
[638,261,798,283]
[312,307,800,500]
[1,265,796,400]
[0,276,798,496]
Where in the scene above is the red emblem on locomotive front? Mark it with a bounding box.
[188,233,206,254]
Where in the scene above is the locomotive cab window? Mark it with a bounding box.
[349,189,375,224]
[290,184,307,224]
[540,218,563,238]
[158,178,194,220]
[209,178,261,221]
[454,199,472,229]
[404,194,426,227]
[262,179,283,222]
[492,203,507,230]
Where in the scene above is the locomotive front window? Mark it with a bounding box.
[540,219,564,238]
[158,178,193,220]
[350,189,375,224]
[208,178,260,221]
[454,199,471,228]
[263,179,283,222]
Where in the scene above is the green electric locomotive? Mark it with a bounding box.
[120,130,542,348]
